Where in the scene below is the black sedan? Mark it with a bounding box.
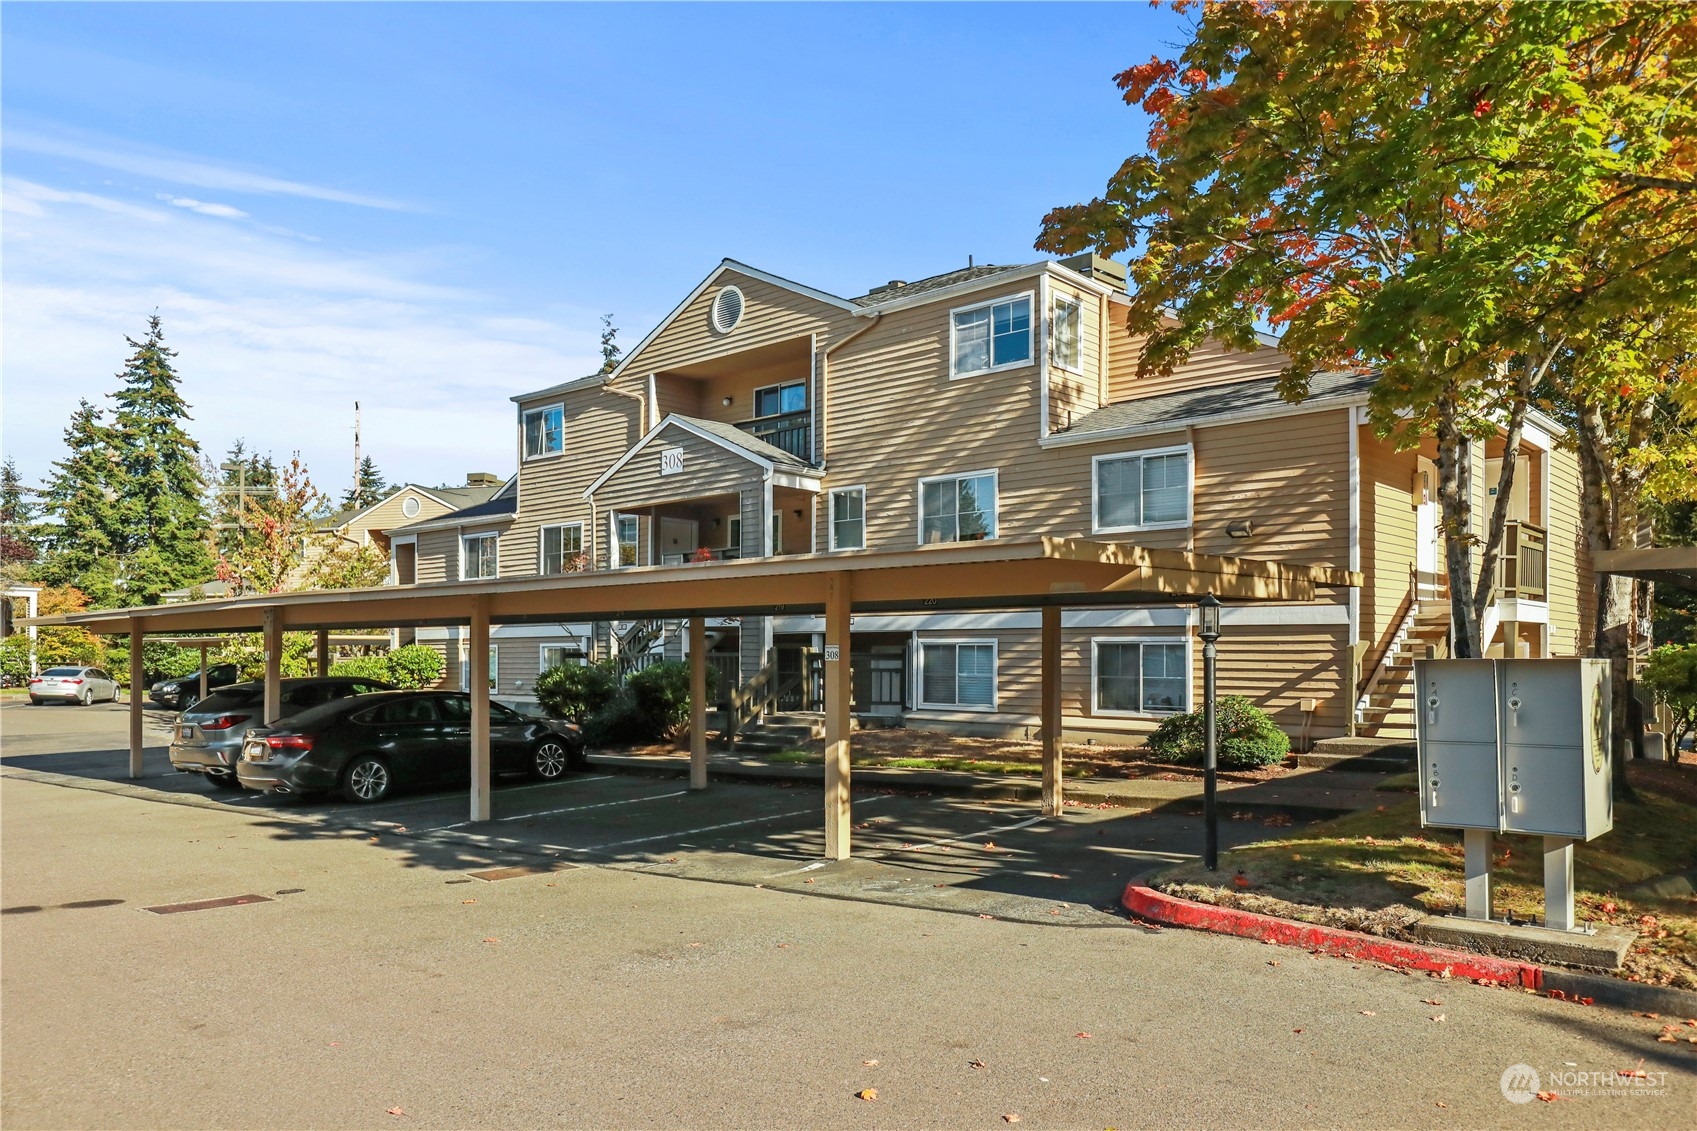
[236,690,586,803]
[150,663,242,711]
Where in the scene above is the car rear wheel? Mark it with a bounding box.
[341,756,392,804]
[78,689,92,707]
[532,740,570,781]
[28,697,41,706]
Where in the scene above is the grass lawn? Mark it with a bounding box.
[1155,760,1697,988]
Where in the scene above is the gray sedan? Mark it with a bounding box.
[28,666,120,706]
[169,677,393,788]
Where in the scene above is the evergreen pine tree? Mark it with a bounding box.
[341,455,389,510]
[0,458,39,573]
[599,314,621,374]
[38,400,120,595]
[106,316,212,604]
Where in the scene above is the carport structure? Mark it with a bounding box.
[30,537,1356,860]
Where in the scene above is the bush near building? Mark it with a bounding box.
[1147,695,1290,769]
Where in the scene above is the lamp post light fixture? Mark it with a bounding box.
[1197,593,1222,871]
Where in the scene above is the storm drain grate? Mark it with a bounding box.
[144,894,273,915]
[468,864,571,882]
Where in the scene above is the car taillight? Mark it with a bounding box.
[28,678,40,684]
[67,678,84,685]
[200,714,253,731]
[264,734,314,752]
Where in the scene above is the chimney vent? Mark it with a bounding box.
[465,472,500,488]
[1060,252,1129,293]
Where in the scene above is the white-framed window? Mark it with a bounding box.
[1091,637,1189,716]
[460,643,499,692]
[1093,445,1193,533]
[951,293,1032,378]
[522,404,564,460]
[613,513,640,567]
[919,470,997,544]
[540,641,586,671]
[461,532,499,580]
[829,486,865,550]
[918,639,997,710]
[1051,293,1082,372]
[753,380,807,418]
[539,522,584,575]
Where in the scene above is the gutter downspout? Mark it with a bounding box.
[603,374,650,436]
[821,313,882,466]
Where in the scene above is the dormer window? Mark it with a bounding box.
[951,294,1032,378]
[523,404,563,459]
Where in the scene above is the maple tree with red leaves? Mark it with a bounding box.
[1038,1,1697,681]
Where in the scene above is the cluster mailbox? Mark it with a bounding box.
[1415,658,1612,840]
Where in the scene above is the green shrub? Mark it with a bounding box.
[1146,695,1290,769]
[1,635,31,684]
[583,690,652,746]
[330,655,391,683]
[626,659,711,739]
[384,644,444,690]
[534,660,618,723]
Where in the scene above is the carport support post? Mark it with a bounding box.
[128,624,144,779]
[824,572,852,860]
[689,615,708,791]
[315,629,330,678]
[1041,605,1063,816]
[198,642,210,702]
[470,596,492,823]
[262,607,283,725]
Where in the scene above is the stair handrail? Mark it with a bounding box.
[1355,569,1419,720]
[724,657,781,749]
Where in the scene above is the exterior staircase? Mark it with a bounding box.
[1355,575,1450,739]
[727,712,825,753]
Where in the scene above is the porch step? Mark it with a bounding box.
[1302,737,1415,771]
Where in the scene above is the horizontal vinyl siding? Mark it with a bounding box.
[1047,280,1104,432]
[592,425,761,510]
[822,287,1043,551]
[509,388,642,579]
[620,269,854,378]
[1359,431,1418,655]
[414,529,459,584]
[1545,444,1590,656]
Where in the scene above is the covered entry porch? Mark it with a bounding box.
[32,537,1356,860]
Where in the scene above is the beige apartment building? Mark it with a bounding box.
[388,254,1591,744]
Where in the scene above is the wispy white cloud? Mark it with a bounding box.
[157,194,249,220]
[6,128,414,211]
[2,178,598,495]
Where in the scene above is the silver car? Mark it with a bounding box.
[169,677,393,789]
[28,666,120,706]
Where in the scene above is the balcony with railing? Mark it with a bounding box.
[736,410,812,462]
[1496,520,1548,601]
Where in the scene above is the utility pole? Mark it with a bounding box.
[353,401,362,506]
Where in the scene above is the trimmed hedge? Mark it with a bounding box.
[329,655,391,683]
[1146,695,1290,769]
[534,660,618,723]
[385,644,445,690]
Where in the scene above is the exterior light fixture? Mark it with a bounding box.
[722,396,733,406]
[1226,519,1253,539]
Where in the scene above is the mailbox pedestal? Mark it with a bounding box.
[1414,658,1612,932]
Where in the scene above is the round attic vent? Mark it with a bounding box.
[402,496,421,519]
[711,285,744,333]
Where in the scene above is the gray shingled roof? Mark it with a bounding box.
[677,415,815,470]
[1061,369,1378,437]
[852,263,1029,306]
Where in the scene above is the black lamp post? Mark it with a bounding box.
[1197,593,1222,871]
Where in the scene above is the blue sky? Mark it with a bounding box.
[3,2,1178,497]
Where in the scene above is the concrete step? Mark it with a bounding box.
[1295,751,1414,772]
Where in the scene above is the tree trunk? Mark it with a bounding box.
[1436,396,1481,657]
[1574,399,1639,802]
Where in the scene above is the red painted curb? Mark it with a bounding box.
[1123,883,1543,989]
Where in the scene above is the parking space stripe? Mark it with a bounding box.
[550,795,894,855]
[416,786,688,832]
[860,813,1047,858]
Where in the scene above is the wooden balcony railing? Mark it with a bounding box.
[1497,520,1548,601]
[738,411,812,462]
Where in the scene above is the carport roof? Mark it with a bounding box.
[25,537,1359,635]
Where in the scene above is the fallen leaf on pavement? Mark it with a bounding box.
[777,943,790,948]
[1421,999,1443,1006]
[482,937,498,944]
[862,1059,879,1067]
[1293,1028,1303,1034]
[1002,1115,1020,1124]
[1075,1032,1091,1039]
[1535,1091,1568,1103]
[968,1058,987,1069]
[461,900,476,905]
[368,836,379,843]
[1435,1101,1448,1108]
[1359,1010,1376,1016]
[984,842,997,850]
[1430,1014,1446,1022]
[1048,909,1062,915]
[855,1088,877,1101]
[979,914,996,920]
[804,878,815,884]
[1635,1011,1659,1019]
[386,1107,406,1117]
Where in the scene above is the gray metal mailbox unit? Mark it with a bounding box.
[1414,658,1612,932]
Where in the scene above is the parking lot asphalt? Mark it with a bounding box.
[0,699,1283,926]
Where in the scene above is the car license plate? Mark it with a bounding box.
[179,725,196,741]
[243,744,265,762]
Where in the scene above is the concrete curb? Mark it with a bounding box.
[1121,883,1544,987]
[1122,883,1697,1015]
